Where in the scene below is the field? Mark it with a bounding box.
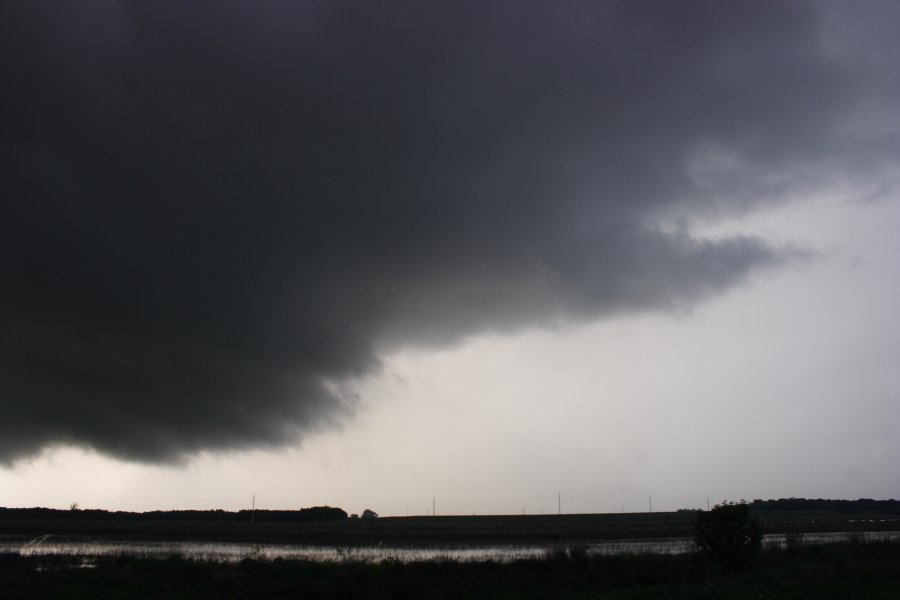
[1,509,897,546]
[3,509,899,598]
[3,541,900,599]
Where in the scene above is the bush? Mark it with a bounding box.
[693,501,762,572]
[784,531,805,555]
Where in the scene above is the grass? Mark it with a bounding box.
[3,510,898,597]
[3,541,900,599]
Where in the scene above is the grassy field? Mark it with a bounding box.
[2,510,897,546]
[3,540,900,599]
[3,510,898,598]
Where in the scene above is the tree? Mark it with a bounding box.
[361,509,378,519]
[693,501,762,571]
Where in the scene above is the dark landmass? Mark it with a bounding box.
[4,500,899,598]
[752,498,897,514]
[1,499,898,546]
[1,510,697,545]
[0,506,347,523]
[4,541,900,599]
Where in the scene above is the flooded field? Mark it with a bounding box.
[3,531,899,563]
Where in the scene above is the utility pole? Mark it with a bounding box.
[252,493,256,524]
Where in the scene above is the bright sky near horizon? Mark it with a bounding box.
[2,1,899,515]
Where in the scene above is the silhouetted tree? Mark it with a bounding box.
[361,509,378,519]
[694,501,762,572]
[749,497,899,514]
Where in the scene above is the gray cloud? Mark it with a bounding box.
[1,1,895,463]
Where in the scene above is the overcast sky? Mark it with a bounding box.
[1,1,898,515]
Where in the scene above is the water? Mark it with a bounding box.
[2,531,898,564]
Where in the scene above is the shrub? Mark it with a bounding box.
[693,501,762,572]
[784,531,805,555]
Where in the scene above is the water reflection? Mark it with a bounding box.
[2,531,898,563]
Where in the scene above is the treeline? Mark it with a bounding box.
[0,506,348,522]
[749,498,899,514]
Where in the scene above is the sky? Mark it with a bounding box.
[1,1,898,516]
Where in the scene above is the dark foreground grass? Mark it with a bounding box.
[4,541,900,599]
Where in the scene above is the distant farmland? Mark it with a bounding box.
[1,506,897,546]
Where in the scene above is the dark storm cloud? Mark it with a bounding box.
[1,1,895,462]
